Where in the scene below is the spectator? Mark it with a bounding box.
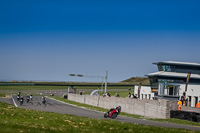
[180,93,185,105]
[128,92,131,98]
[196,101,200,108]
[115,93,120,97]
[177,100,182,111]
[185,98,188,106]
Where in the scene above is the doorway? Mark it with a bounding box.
[169,86,173,95]
[195,97,198,107]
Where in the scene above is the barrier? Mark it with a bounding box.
[68,94,177,119]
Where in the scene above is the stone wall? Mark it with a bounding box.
[182,106,200,113]
[68,94,178,119]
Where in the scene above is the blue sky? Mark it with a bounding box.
[0,1,200,82]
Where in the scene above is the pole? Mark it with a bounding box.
[105,70,108,93]
[101,77,103,96]
[185,72,191,92]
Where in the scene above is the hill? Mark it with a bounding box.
[120,77,150,85]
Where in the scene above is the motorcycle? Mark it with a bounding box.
[104,106,121,119]
[17,95,20,101]
[20,98,24,105]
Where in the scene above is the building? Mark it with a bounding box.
[134,85,154,100]
[145,61,200,107]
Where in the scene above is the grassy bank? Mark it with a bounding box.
[0,102,195,133]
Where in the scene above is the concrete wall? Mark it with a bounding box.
[68,94,177,119]
[182,106,200,113]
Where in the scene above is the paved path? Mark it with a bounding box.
[1,95,200,131]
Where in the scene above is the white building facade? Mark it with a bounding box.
[144,61,200,107]
[134,85,154,100]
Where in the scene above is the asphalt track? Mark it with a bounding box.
[1,95,200,131]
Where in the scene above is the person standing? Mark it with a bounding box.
[177,100,182,111]
[196,101,200,108]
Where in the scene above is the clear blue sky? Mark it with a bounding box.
[0,0,200,82]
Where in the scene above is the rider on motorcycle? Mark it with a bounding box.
[42,96,46,104]
[19,96,24,105]
[26,94,30,103]
[104,106,121,119]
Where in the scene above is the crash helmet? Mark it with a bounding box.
[116,106,121,112]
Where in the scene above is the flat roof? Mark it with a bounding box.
[146,71,200,79]
[153,61,200,67]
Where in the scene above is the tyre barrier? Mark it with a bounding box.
[170,110,200,123]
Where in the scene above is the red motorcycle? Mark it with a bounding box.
[104,106,121,119]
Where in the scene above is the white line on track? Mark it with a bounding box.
[11,95,18,107]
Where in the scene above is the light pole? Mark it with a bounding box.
[69,71,108,94]
[105,70,108,93]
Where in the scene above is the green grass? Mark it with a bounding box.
[0,102,196,133]
[52,96,200,127]
[0,86,68,90]
[0,93,6,97]
[0,85,133,91]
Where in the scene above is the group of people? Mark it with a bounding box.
[128,92,137,99]
[177,92,200,110]
[103,92,111,97]
[17,92,33,105]
[177,92,188,110]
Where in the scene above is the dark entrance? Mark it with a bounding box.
[169,86,173,95]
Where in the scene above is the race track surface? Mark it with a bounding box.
[2,95,200,131]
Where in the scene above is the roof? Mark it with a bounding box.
[146,71,200,79]
[153,61,200,67]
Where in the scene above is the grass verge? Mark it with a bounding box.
[0,101,196,133]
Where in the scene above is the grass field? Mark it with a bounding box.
[0,101,196,133]
[0,93,5,97]
[0,85,134,98]
[0,85,134,91]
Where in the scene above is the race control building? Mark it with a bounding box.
[146,61,200,107]
[134,61,200,107]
